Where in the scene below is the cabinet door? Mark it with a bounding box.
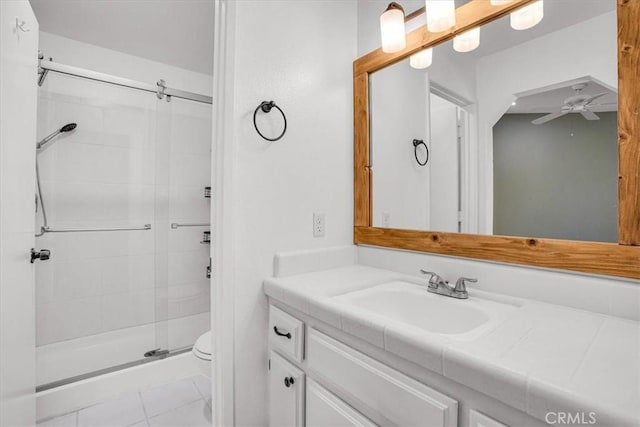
[269,351,305,427]
[307,328,457,427]
[306,378,377,427]
[469,410,509,427]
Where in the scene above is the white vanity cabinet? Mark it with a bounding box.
[307,328,458,427]
[269,351,305,427]
[268,304,459,427]
[306,378,376,427]
[469,410,509,427]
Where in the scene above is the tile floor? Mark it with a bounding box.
[37,375,212,427]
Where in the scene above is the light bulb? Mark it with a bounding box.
[425,0,455,33]
[490,0,513,5]
[453,27,480,53]
[410,48,433,69]
[380,2,406,53]
[510,0,544,30]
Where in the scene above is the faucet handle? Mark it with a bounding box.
[420,270,441,284]
[420,269,437,279]
[420,270,447,288]
[454,277,477,293]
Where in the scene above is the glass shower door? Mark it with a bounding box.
[153,96,212,356]
[35,73,162,387]
[34,71,212,390]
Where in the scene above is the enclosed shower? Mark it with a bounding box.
[34,57,212,390]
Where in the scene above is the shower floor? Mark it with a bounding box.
[37,312,209,387]
[37,375,212,427]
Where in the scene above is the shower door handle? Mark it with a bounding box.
[206,258,212,279]
[30,248,50,263]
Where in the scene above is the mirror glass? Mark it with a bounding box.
[370,0,618,242]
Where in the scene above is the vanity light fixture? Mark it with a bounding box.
[453,27,480,53]
[409,47,433,69]
[380,2,407,53]
[425,0,455,33]
[510,0,544,30]
[391,0,543,68]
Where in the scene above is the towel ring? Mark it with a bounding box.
[253,101,287,142]
[413,139,429,166]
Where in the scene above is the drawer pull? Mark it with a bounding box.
[273,326,291,339]
[284,376,295,387]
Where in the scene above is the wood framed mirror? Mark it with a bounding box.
[353,0,640,279]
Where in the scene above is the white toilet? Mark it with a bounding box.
[192,331,212,377]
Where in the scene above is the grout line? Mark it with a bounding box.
[192,377,207,400]
[36,409,79,425]
[146,398,207,424]
[142,378,204,420]
[126,419,148,427]
[139,390,150,420]
[75,411,79,427]
[497,325,535,360]
[192,375,214,414]
[567,317,606,382]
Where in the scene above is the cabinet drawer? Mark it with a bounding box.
[269,351,305,427]
[307,328,457,427]
[269,305,304,362]
[307,378,377,427]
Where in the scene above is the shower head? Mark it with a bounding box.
[36,123,77,150]
[60,123,77,133]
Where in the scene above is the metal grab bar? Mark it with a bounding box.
[41,224,151,233]
[171,222,210,229]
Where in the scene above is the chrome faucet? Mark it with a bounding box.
[420,270,477,299]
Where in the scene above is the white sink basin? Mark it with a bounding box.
[333,280,518,338]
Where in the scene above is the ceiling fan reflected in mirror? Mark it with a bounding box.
[531,83,616,125]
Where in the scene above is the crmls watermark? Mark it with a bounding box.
[545,412,597,425]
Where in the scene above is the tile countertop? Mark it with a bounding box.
[263,265,640,427]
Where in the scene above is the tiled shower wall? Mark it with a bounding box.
[35,72,211,349]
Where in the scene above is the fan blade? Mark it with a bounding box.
[580,110,600,121]
[584,93,609,105]
[532,111,568,125]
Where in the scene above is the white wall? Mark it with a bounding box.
[0,1,39,424]
[218,1,357,424]
[370,63,429,229]
[39,32,212,95]
[429,94,460,232]
[34,33,212,382]
[475,11,617,233]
